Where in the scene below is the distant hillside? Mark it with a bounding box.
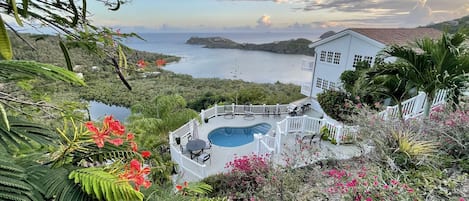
[186,37,315,56]
[426,15,469,33]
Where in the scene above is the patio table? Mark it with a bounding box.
[186,139,206,159]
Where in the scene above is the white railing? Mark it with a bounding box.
[200,103,290,120]
[275,115,358,145]
[170,103,291,181]
[378,90,447,120]
[255,134,275,159]
[170,89,448,181]
[301,82,312,97]
[301,58,315,71]
[169,145,208,180]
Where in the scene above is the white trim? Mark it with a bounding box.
[309,29,386,49]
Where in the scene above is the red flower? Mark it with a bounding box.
[141,151,151,158]
[137,59,146,68]
[127,133,135,141]
[130,159,141,171]
[85,122,99,134]
[109,121,125,135]
[176,181,188,191]
[120,159,152,191]
[91,132,108,148]
[109,138,124,146]
[85,116,128,148]
[130,141,138,152]
[155,59,166,67]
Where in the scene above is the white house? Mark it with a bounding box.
[300,28,442,98]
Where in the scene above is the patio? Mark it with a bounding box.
[169,104,363,182]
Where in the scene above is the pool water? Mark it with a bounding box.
[208,123,272,147]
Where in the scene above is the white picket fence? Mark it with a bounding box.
[169,104,290,180]
[378,90,448,120]
[169,90,448,180]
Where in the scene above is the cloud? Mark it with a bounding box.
[257,15,272,28]
[406,0,432,25]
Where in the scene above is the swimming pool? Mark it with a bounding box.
[208,123,272,147]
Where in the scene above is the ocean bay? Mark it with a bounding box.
[124,32,318,84]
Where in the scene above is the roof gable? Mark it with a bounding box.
[350,28,442,46]
[310,28,443,48]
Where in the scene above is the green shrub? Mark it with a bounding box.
[339,70,359,93]
[317,90,357,122]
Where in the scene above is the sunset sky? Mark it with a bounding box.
[88,0,469,32]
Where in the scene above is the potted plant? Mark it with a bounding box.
[320,126,330,141]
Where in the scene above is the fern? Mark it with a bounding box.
[72,144,140,166]
[0,158,41,201]
[43,167,93,201]
[69,167,143,201]
[0,116,56,152]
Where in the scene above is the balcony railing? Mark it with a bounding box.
[300,82,312,97]
[301,59,315,71]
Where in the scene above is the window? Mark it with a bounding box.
[363,56,373,65]
[333,52,341,64]
[316,78,323,88]
[322,80,329,90]
[317,78,336,90]
[326,52,334,63]
[320,51,341,65]
[353,55,363,67]
[329,82,335,90]
[319,51,326,62]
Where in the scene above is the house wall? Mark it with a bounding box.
[310,33,385,98]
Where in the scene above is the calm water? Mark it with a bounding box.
[124,32,318,84]
[208,123,272,147]
[90,32,319,121]
[89,101,131,122]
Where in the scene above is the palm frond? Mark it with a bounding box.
[0,116,56,152]
[69,167,143,201]
[0,15,13,60]
[43,167,93,201]
[72,143,141,165]
[0,60,85,85]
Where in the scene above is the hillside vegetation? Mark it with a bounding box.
[426,14,469,33]
[7,32,305,111]
[187,36,315,56]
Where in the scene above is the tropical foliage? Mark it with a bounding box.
[376,31,469,117]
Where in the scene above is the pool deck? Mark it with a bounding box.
[173,111,363,182]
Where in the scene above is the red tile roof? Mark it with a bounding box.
[350,28,442,46]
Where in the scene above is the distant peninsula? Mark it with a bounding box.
[186,36,315,56]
